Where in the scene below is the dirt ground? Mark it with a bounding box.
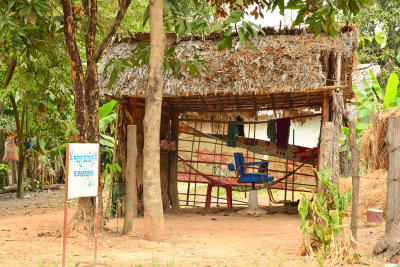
[0,190,388,267]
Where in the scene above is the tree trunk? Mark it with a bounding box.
[349,121,360,240]
[168,112,180,210]
[374,213,400,262]
[61,0,97,232]
[61,0,87,140]
[143,0,165,241]
[123,125,138,234]
[11,161,17,184]
[0,129,7,187]
[374,116,400,262]
[61,0,131,232]
[1,58,17,187]
[317,122,337,191]
[385,116,400,233]
[331,91,344,187]
[9,95,25,199]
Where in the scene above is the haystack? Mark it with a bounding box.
[360,108,400,170]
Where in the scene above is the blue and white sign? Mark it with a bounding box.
[67,143,99,199]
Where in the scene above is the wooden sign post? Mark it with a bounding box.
[62,143,100,267]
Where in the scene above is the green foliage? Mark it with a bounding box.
[182,54,210,78]
[98,100,119,172]
[299,166,353,264]
[356,0,400,85]
[383,73,399,108]
[0,163,9,191]
[99,100,116,121]
[211,8,265,53]
[0,0,55,57]
[101,162,121,187]
[343,71,399,145]
[101,162,122,221]
[209,0,370,53]
[143,0,213,40]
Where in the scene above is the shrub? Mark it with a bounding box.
[298,165,354,265]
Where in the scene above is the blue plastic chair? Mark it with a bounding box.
[228,152,274,189]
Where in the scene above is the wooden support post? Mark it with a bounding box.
[321,92,329,123]
[317,122,337,192]
[349,121,360,239]
[335,54,342,86]
[317,92,330,191]
[169,112,180,210]
[385,116,400,232]
[123,125,138,234]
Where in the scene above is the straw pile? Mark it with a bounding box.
[360,108,400,170]
[340,169,387,218]
[98,30,358,97]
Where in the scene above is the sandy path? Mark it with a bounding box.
[0,192,386,266]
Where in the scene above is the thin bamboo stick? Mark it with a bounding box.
[186,120,197,206]
[193,121,203,206]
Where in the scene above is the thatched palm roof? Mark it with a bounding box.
[98,27,357,113]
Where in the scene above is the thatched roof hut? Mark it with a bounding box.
[101,27,359,211]
[98,27,358,114]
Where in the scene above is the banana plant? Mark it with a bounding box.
[99,100,117,152]
[298,166,352,263]
[342,71,399,149]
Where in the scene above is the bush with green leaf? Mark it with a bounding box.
[340,71,399,155]
[0,163,9,191]
[102,162,122,220]
[298,166,354,265]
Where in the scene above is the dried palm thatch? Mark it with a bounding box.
[98,27,358,99]
[360,108,400,170]
[301,228,355,265]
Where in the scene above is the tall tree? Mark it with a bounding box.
[356,0,400,83]
[0,0,56,198]
[60,0,131,231]
[143,0,166,241]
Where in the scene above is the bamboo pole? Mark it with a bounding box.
[321,92,330,123]
[335,54,342,86]
[186,120,197,206]
[349,121,360,239]
[193,121,203,205]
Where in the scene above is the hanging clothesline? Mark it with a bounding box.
[178,113,321,125]
[180,123,318,165]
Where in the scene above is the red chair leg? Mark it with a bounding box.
[205,183,213,208]
[226,185,232,209]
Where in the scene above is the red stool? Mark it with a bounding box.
[205,183,232,209]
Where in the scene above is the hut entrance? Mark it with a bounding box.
[176,117,317,208]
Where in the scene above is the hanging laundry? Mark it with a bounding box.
[236,116,245,137]
[267,119,277,143]
[227,121,238,147]
[276,117,291,149]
